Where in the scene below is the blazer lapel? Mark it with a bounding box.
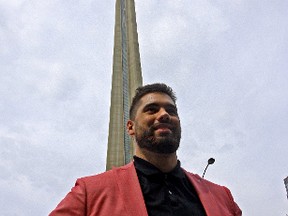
[114,162,149,216]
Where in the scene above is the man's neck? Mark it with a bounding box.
[135,148,178,173]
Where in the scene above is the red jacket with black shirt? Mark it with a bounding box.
[49,161,241,216]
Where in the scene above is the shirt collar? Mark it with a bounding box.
[133,156,185,179]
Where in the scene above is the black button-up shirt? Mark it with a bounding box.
[134,156,207,216]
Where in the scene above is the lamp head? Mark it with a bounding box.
[208,158,215,165]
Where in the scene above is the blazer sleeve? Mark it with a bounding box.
[49,179,86,216]
[223,186,242,216]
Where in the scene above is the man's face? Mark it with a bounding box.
[128,92,181,154]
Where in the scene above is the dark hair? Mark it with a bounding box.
[129,83,177,119]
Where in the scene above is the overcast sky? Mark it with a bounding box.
[1,0,288,215]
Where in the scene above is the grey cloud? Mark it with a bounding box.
[0,0,287,215]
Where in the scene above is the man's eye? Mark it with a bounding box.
[166,107,178,115]
[145,106,158,113]
[166,108,178,115]
[147,108,157,112]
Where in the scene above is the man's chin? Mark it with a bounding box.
[154,134,176,143]
[153,144,178,154]
[136,132,180,154]
[145,140,179,154]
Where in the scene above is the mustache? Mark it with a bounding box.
[151,123,174,131]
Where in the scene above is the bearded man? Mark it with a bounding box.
[49,83,242,216]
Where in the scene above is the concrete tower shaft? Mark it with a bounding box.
[106,0,142,171]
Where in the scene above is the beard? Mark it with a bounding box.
[135,123,181,154]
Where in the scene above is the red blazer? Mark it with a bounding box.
[50,162,241,216]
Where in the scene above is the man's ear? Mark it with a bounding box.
[126,120,135,135]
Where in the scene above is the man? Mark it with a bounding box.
[50,83,242,216]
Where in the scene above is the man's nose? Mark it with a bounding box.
[157,108,170,122]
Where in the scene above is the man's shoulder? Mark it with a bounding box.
[77,162,135,186]
[183,168,224,188]
[183,168,241,215]
[183,168,232,198]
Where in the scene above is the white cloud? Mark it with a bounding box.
[137,0,229,56]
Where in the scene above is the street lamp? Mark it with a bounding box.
[202,158,215,178]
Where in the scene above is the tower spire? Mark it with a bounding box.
[106,0,142,171]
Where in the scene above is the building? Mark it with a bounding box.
[284,176,288,199]
[106,0,142,171]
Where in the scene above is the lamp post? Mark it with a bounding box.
[202,158,215,178]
